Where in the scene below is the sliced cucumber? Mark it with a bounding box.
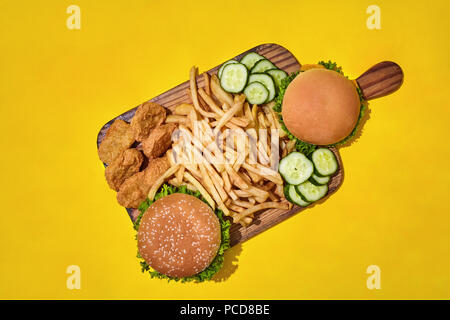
[278,152,314,185]
[220,63,249,93]
[244,82,269,105]
[296,181,328,202]
[248,73,276,102]
[266,69,288,90]
[218,59,239,79]
[240,52,265,70]
[284,185,310,207]
[309,173,330,186]
[251,59,277,74]
[311,148,338,176]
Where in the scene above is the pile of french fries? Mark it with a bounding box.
[148,66,297,227]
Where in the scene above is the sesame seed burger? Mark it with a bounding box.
[134,185,230,282]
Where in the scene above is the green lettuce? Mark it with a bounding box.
[134,184,231,283]
[273,60,366,155]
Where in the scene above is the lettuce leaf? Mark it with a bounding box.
[273,60,366,155]
[134,184,231,283]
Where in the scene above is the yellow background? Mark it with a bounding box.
[1,0,449,299]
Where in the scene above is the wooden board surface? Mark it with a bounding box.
[96,43,344,247]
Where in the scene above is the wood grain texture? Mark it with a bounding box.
[356,61,404,100]
[96,43,344,247]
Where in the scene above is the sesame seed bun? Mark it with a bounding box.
[282,68,360,145]
[137,193,221,278]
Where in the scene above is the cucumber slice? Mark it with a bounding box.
[284,185,310,207]
[248,73,276,102]
[218,59,239,79]
[296,181,328,202]
[311,148,338,176]
[278,152,314,185]
[309,173,330,186]
[244,82,269,105]
[240,52,265,70]
[251,59,277,74]
[220,63,249,93]
[266,69,288,90]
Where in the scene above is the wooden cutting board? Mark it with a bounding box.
[96,43,344,247]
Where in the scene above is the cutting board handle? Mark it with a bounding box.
[356,61,404,100]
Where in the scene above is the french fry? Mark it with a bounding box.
[183,163,202,180]
[176,165,185,185]
[228,190,238,201]
[166,149,176,166]
[183,172,215,210]
[274,184,284,198]
[241,163,283,185]
[240,216,253,227]
[198,88,224,115]
[258,112,267,129]
[233,201,290,222]
[221,170,232,192]
[213,94,246,134]
[238,170,252,185]
[246,186,269,202]
[234,189,252,198]
[199,164,229,216]
[148,164,180,200]
[168,178,180,187]
[225,164,248,190]
[252,104,259,130]
[286,139,296,154]
[187,109,197,132]
[185,183,198,192]
[229,204,245,213]
[206,164,228,202]
[198,89,250,128]
[167,179,197,192]
[233,200,253,209]
[166,114,187,124]
[174,103,194,115]
[189,66,216,118]
[268,190,279,202]
[266,102,287,138]
[203,72,211,96]
[210,74,234,106]
[247,171,262,183]
[260,181,275,191]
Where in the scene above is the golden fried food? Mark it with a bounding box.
[98,119,135,164]
[105,149,144,191]
[130,101,166,142]
[142,123,177,159]
[116,156,170,208]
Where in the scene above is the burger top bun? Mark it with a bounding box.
[137,193,221,278]
[281,68,361,145]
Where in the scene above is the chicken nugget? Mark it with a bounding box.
[98,119,135,164]
[105,149,144,191]
[130,101,166,142]
[142,123,177,159]
[117,156,170,208]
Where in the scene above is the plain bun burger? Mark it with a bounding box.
[137,193,221,278]
[282,68,361,145]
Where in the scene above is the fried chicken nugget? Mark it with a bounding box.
[105,149,144,191]
[130,101,167,142]
[141,123,177,159]
[98,119,135,164]
[116,156,170,208]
